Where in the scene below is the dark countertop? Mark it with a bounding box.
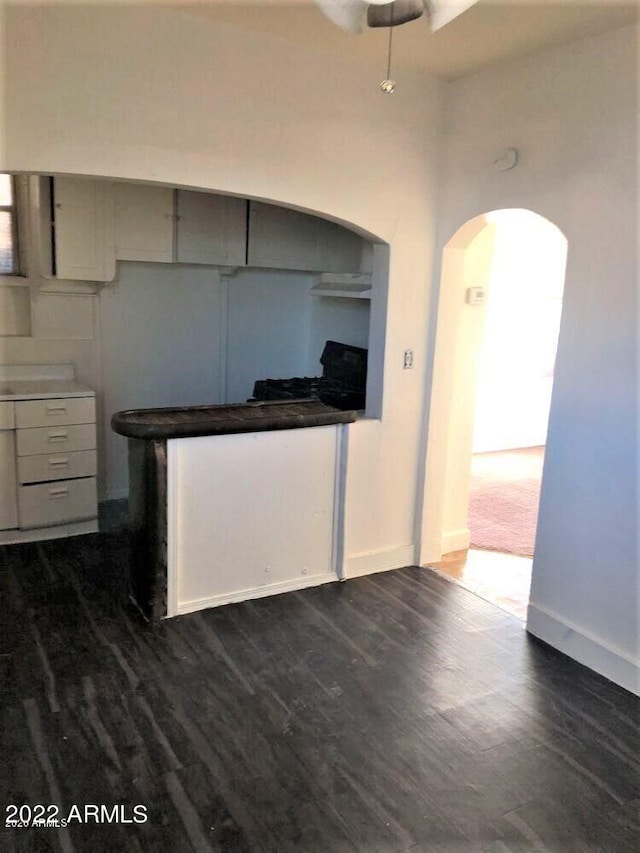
[111,399,357,440]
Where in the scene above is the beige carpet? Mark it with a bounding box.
[468,446,544,557]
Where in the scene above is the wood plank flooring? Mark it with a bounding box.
[429,549,532,621]
[1,531,638,852]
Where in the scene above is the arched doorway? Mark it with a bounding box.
[419,209,567,617]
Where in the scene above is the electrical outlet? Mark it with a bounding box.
[403,349,414,369]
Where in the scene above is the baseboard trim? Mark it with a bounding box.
[345,544,415,579]
[527,603,639,696]
[176,571,339,616]
[104,488,129,502]
[440,527,470,555]
[0,519,99,546]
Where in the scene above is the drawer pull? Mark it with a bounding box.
[48,486,69,499]
[45,405,67,414]
[48,431,69,443]
[49,457,69,468]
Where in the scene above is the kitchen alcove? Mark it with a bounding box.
[2,173,388,505]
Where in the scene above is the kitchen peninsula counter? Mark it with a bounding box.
[111,400,356,620]
[111,398,357,440]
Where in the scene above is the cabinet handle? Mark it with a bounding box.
[48,431,68,443]
[48,486,69,499]
[46,405,67,414]
[49,457,69,468]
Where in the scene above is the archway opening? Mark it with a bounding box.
[421,208,567,619]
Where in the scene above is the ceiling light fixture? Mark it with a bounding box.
[315,1,429,93]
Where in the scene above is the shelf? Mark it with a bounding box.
[311,273,372,300]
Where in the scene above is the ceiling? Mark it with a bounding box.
[176,0,638,79]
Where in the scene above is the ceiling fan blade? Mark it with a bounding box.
[367,0,425,28]
[314,0,369,34]
[429,0,479,32]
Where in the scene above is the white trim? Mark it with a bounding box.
[419,540,443,566]
[166,440,179,618]
[218,272,229,403]
[175,571,338,616]
[0,363,75,382]
[440,526,470,555]
[0,518,98,545]
[344,544,415,579]
[527,602,640,696]
[37,280,99,295]
[333,424,349,580]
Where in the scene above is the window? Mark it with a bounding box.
[0,173,19,274]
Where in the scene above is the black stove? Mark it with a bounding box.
[250,341,367,411]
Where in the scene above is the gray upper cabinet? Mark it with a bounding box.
[319,219,365,274]
[53,177,116,282]
[248,201,363,273]
[114,183,174,263]
[248,202,324,271]
[48,179,367,279]
[176,191,247,266]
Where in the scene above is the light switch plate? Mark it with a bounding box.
[465,287,486,306]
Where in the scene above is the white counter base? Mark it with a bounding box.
[167,424,344,617]
[175,571,339,616]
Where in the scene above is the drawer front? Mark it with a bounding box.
[17,450,97,485]
[17,424,96,457]
[18,477,97,529]
[0,401,15,430]
[15,396,95,429]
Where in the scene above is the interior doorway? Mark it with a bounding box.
[422,209,567,619]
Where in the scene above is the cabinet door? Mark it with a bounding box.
[114,183,174,263]
[54,177,115,281]
[318,219,364,273]
[247,202,324,271]
[0,431,18,531]
[176,191,247,266]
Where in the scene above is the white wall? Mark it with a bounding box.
[423,25,638,693]
[307,296,371,376]
[0,290,99,389]
[1,3,441,574]
[99,262,227,499]
[226,269,314,403]
[438,223,496,554]
[473,211,567,453]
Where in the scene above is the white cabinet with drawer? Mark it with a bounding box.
[16,406,98,529]
[18,477,97,530]
[16,423,96,457]
[0,401,18,531]
[18,450,97,486]
[0,366,99,542]
[0,401,15,430]
[15,397,96,429]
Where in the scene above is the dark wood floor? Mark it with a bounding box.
[1,531,638,852]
